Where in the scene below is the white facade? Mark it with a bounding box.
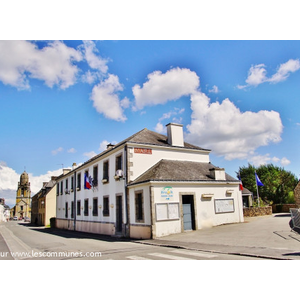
[55,124,244,239]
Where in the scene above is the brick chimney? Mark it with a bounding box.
[166,123,184,147]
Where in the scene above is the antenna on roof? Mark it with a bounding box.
[57,163,64,170]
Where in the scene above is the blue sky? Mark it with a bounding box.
[1,40,300,207]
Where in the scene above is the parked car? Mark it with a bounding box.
[13,216,18,221]
[24,217,30,222]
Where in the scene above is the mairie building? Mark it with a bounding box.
[55,123,244,239]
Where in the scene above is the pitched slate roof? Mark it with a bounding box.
[125,128,209,150]
[129,159,238,186]
[81,128,210,168]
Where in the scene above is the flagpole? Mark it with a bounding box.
[256,179,260,207]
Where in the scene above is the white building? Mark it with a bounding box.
[55,123,244,239]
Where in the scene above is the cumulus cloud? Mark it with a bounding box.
[185,91,283,160]
[90,74,127,122]
[132,67,199,110]
[0,40,82,90]
[238,59,300,89]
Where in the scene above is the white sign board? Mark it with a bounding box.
[215,198,234,214]
[156,203,179,221]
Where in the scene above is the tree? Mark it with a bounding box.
[237,164,298,205]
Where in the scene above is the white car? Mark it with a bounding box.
[13,216,18,221]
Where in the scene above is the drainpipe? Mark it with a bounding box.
[124,145,129,237]
[73,171,76,231]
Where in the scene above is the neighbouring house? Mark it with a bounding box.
[242,187,253,207]
[31,177,57,226]
[55,123,244,239]
[0,199,10,222]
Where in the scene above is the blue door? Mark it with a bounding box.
[183,203,192,230]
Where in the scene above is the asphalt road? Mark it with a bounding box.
[0,221,264,260]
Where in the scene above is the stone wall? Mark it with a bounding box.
[243,206,272,217]
[272,204,299,213]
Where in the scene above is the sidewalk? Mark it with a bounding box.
[136,213,300,260]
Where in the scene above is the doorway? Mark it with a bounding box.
[116,195,123,233]
[182,195,196,231]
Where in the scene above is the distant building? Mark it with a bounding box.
[56,123,244,239]
[13,171,31,219]
[31,177,57,226]
[0,199,10,222]
[242,188,254,207]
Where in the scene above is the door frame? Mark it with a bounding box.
[180,193,197,232]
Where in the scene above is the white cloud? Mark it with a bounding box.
[155,122,166,134]
[249,154,290,167]
[99,140,118,152]
[185,91,283,160]
[239,59,300,89]
[90,74,127,122]
[209,85,219,93]
[51,147,64,155]
[82,70,98,84]
[132,67,200,110]
[83,151,97,159]
[268,59,300,83]
[245,64,267,86]
[82,40,108,74]
[0,40,82,90]
[280,157,291,166]
[67,148,77,153]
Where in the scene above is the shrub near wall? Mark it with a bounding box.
[243,206,272,217]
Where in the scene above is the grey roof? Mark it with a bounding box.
[129,159,238,186]
[81,128,210,168]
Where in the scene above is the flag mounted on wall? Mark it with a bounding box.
[84,173,92,189]
[255,172,264,187]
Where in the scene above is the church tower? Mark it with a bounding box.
[15,171,31,219]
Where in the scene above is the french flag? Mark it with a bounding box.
[238,174,243,191]
[84,173,92,189]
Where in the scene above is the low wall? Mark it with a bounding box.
[272,204,299,213]
[243,206,272,217]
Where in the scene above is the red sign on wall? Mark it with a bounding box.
[134,148,152,154]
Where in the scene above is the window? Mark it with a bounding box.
[135,191,144,222]
[93,198,98,216]
[56,183,59,196]
[103,196,109,216]
[77,173,81,190]
[65,179,68,193]
[71,201,74,219]
[71,176,74,191]
[103,161,109,182]
[84,199,89,216]
[93,165,98,187]
[77,200,81,216]
[60,181,63,195]
[116,154,122,171]
[65,202,68,218]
